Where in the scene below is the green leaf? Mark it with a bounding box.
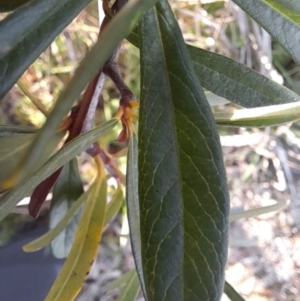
[0,119,117,222]
[0,0,93,99]
[45,172,107,301]
[116,270,140,301]
[126,134,147,298]
[10,0,160,190]
[0,0,31,12]
[0,133,35,188]
[127,30,300,109]
[138,1,229,300]
[0,129,64,192]
[232,0,300,63]
[23,182,123,253]
[49,159,84,259]
[107,269,136,291]
[23,185,93,253]
[214,102,300,127]
[0,213,20,246]
[0,125,37,135]
[188,45,300,108]
[104,186,124,226]
[224,281,246,301]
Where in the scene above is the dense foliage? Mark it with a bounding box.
[1,0,300,300]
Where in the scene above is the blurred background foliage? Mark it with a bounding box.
[1,0,300,300]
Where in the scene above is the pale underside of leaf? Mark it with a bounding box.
[229,200,287,222]
[126,134,147,299]
[214,101,300,127]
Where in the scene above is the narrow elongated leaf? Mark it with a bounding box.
[0,0,31,12]
[214,102,300,127]
[232,0,300,63]
[116,270,140,301]
[139,2,229,301]
[23,186,93,252]
[188,45,300,108]
[107,269,135,291]
[10,0,159,190]
[0,130,64,191]
[49,159,84,259]
[126,134,147,299]
[229,200,287,222]
[127,31,300,108]
[224,281,246,301]
[0,119,117,222]
[0,133,35,186]
[104,187,124,226]
[0,125,37,135]
[0,0,92,99]
[23,183,123,253]
[45,173,107,301]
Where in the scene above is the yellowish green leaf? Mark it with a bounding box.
[23,182,123,253]
[45,165,107,301]
[0,130,64,192]
[23,185,93,253]
[0,119,117,222]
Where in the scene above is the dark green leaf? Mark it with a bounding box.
[188,45,300,108]
[49,158,84,259]
[0,0,92,99]
[224,281,246,301]
[126,134,147,299]
[138,1,229,300]
[0,119,117,222]
[9,0,160,189]
[232,0,300,63]
[127,31,300,108]
[0,0,31,12]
